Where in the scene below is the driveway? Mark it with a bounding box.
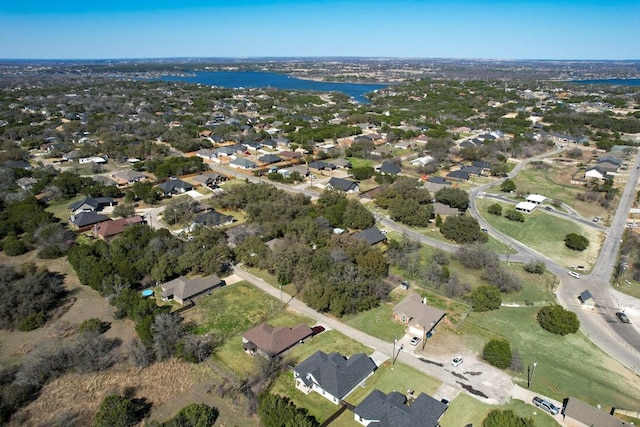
[233,266,514,404]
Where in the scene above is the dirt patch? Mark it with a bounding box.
[9,359,200,427]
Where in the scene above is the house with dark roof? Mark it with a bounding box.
[472,160,492,171]
[392,293,446,338]
[308,160,337,171]
[192,172,227,188]
[353,390,447,427]
[69,211,110,231]
[258,153,281,164]
[294,351,377,404]
[160,275,224,305]
[353,226,387,246]
[562,398,625,427]
[578,289,595,309]
[378,161,402,175]
[326,177,359,193]
[111,169,147,186]
[427,176,451,185]
[157,178,194,197]
[96,215,146,240]
[242,323,312,358]
[69,196,115,214]
[192,210,234,228]
[445,170,470,181]
[585,166,608,180]
[460,165,484,176]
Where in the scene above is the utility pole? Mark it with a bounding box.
[527,358,538,388]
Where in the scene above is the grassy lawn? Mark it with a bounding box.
[500,267,558,305]
[346,157,375,169]
[343,291,407,342]
[284,330,372,366]
[46,196,81,220]
[477,198,603,269]
[345,361,442,407]
[460,307,640,410]
[184,281,283,337]
[439,393,560,427]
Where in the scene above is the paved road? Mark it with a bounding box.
[232,266,514,405]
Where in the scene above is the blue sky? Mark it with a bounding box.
[1,0,638,60]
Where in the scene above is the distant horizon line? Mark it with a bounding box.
[1,56,639,63]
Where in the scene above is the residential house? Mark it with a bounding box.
[472,160,492,171]
[195,148,217,161]
[230,157,257,170]
[446,170,470,181]
[353,226,387,246]
[16,177,38,191]
[426,176,451,185]
[392,293,446,338]
[160,275,224,305]
[69,196,115,214]
[293,351,377,405]
[157,178,194,197]
[92,175,118,187]
[433,202,460,216]
[331,158,352,169]
[460,165,484,176]
[526,194,546,205]
[69,211,110,231]
[192,172,227,188]
[562,398,624,427]
[192,210,234,228]
[96,215,146,240]
[326,177,359,193]
[353,390,447,427]
[378,161,401,175]
[515,201,537,214]
[242,323,312,358]
[308,160,337,171]
[258,153,281,164]
[585,166,607,180]
[278,150,303,161]
[111,169,147,186]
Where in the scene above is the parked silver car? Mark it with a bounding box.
[532,396,560,415]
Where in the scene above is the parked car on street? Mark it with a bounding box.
[532,396,560,415]
[616,312,630,323]
[568,271,581,279]
[451,356,463,367]
[410,336,421,346]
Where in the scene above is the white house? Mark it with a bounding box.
[526,194,546,205]
[515,201,537,214]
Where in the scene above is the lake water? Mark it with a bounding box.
[570,78,640,87]
[158,71,387,103]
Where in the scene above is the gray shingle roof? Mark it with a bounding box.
[353,226,387,246]
[353,390,447,427]
[327,177,358,192]
[294,351,376,399]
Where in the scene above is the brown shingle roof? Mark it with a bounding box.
[393,293,446,331]
[563,398,625,427]
[243,323,312,357]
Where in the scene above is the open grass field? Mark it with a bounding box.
[184,281,283,337]
[477,198,603,269]
[342,290,407,342]
[439,393,559,427]
[460,307,640,410]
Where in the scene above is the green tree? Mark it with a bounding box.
[258,393,318,427]
[471,285,502,312]
[440,216,488,244]
[564,233,589,251]
[157,403,219,427]
[483,338,512,369]
[483,409,534,427]
[92,395,136,427]
[435,187,469,210]
[350,165,375,180]
[500,179,516,192]
[523,259,545,274]
[537,305,580,335]
[504,209,525,222]
[487,203,502,216]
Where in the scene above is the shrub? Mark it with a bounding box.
[487,203,502,216]
[523,259,545,274]
[564,233,589,251]
[504,209,524,222]
[483,338,512,369]
[483,409,534,427]
[157,403,219,427]
[2,236,29,256]
[78,318,109,334]
[471,285,502,312]
[537,305,580,335]
[92,395,136,427]
[17,312,45,331]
